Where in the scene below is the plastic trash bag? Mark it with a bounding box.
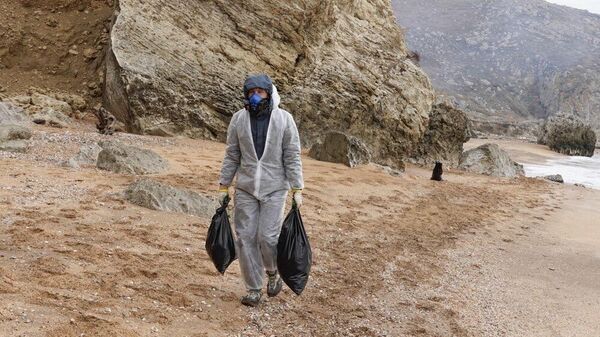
[277,204,312,295]
[205,196,236,274]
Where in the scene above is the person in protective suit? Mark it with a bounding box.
[218,74,304,307]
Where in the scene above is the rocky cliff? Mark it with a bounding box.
[104,0,435,168]
[392,0,600,140]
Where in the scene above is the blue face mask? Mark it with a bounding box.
[249,93,263,108]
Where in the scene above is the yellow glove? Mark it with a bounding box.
[218,186,230,206]
[292,189,303,208]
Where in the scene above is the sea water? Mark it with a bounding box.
[523,154,600,190]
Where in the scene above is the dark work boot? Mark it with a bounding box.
[267,271,283,297]
[241,290,262,307]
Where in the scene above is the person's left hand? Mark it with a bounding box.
[292,189,303,208]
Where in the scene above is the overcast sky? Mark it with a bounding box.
[545,0,600,14]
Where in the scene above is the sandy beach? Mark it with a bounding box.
[0,125,599,336]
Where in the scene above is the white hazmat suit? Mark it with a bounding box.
[219,85,304,291]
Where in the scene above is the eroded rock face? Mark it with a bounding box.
[410,102,470,167]
[309,132,371,168]
[125,179,215,217]
[104,0,434,168]
[459,143,524,178]
[96,141,169,175]
[538,114,596,157]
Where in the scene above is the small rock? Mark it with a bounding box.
[372,164,402,176]
[542,174,564,183]
[83,48,96,60]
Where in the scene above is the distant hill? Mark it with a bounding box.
[392,0,600,137]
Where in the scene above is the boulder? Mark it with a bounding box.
[309,132,371,168]
[0,140,28,153]
[31,108,73,128]
[0,124,32,142]
[543,174,564,183]
[0,124,31,153]
[538,114,596,157]
[0,102,28,125]
[96,141,169,175]
[31,93,73,116]
[52,93,87,112]
[459,143,524,177]
[125,178,215,217]
[104,0,434,169]
[410,101,470,167]
[64,143,103,168]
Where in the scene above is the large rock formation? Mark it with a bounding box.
[410,101,470,167]
[538,114,596,157]
[459,143,524,177]
[309,132,371,168]
[104,0,434,168]
[392,0,600,140]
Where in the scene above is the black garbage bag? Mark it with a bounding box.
[205,196,236,274]
[277,204,312,295]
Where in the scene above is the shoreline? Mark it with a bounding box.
[466,138,600,190]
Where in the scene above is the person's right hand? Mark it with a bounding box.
[218,185,230,206]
